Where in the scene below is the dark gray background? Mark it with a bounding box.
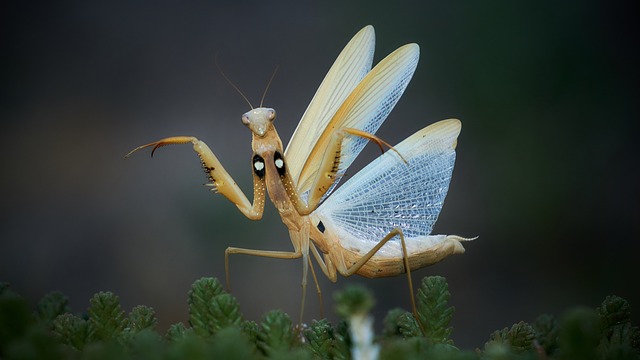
[2,0,638,349]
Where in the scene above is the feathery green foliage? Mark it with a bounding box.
[35,291,70,327]
[332,319,352,360]
[397,311,423,339]
[52,313,92,350]
[0,276,638,359]
[415,275,454,344]
[334,285,374,317]
[88,291,127,341]
[305,319,335,359]
[188,277,240,337]
[210,326,257,359]
[533,314,559,355]
[557,307,601,360]
[241,319,260,346]
[598,295,640,358]
[0,284,31,348]
[128,305,157,332]
[257,310,296,356]
[485,321,536,354]
[165,322,189,342]
[382,308,406,338]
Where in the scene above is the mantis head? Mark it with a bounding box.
[242,107,276,137]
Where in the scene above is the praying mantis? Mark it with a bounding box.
[126,25,475,321]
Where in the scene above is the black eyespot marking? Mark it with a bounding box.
[317,221,325,233]
[202,163,214,174]
[274,151,286,176]
[200,157,215,182]
[203,165,215,182]
[253,154,265,178]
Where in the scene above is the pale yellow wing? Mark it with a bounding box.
[296,42,420,201]
[285,25,375,186]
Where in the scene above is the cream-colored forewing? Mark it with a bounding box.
[285,25,375,185]
[296,42,420,201]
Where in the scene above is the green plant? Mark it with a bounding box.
[0,276,638,359]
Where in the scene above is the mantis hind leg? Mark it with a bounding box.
[338,228,418,321]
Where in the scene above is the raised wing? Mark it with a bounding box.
[296,42,420,202]
[285,25,375,186]
[312,119,461,257]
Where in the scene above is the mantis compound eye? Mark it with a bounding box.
[241,114,250,126]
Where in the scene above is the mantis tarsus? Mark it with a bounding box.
[126,25,476,321]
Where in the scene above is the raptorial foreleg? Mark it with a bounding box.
[126,136,265,220]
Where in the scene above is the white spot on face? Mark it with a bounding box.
[275,158,284,169]
[254,161,264,171]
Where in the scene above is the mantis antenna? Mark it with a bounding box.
[214,52,254,110]
[260,65,279,108]
[214,53,280,110]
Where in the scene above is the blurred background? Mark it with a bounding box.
[1,0,638,349]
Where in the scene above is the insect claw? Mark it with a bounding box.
[125,137,196,159]
[123,141,166,159]
[124,144,152,159]
[150,143,166,157]
[342,127,408,164]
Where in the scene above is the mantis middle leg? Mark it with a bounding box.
[225,222,320,323]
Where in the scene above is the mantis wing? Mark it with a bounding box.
[285,25,375,187]
[312,119,461,258]
[294,40,420,203]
